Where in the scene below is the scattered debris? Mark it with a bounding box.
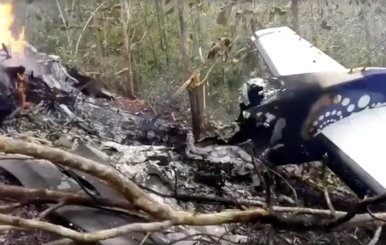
[0,29,383,245]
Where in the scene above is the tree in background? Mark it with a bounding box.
[23,0,386,123]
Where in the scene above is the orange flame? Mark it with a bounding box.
[0,3,25,54]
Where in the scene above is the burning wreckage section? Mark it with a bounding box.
[0,43,115,119]
[0,42,266,244]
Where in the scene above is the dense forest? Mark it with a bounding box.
[20,0,386,123]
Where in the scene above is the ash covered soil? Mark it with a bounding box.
[0,91,382,244]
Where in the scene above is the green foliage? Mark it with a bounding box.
[23,0,386,123]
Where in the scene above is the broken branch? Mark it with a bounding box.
[368,226,382,245]
[0,184,135,212]
[322,154,336,217]
[0,213,173,242]
[327,192,386,230]
[2,136,386,244]
[0,136,172,220]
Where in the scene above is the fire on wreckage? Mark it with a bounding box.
[0,44,192,243]
[0,41,256,243]
[0,44,115,122]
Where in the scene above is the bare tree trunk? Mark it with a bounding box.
[93,3,104,75]
[361,5,372,65]
[291,0,300,33]
[154,0,169,65]
[195,0,206,114]
[177,0,188,73]
[189,7,198,54]
[120,0,135,99]
[177,0,204,141]
[141,1,159,68]
[252,0,257,9]
[188,71,205,141]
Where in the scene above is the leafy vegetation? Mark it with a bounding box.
[22,0,386,123]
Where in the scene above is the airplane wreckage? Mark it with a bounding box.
[0,26,384,244]
[233,26,386,197]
